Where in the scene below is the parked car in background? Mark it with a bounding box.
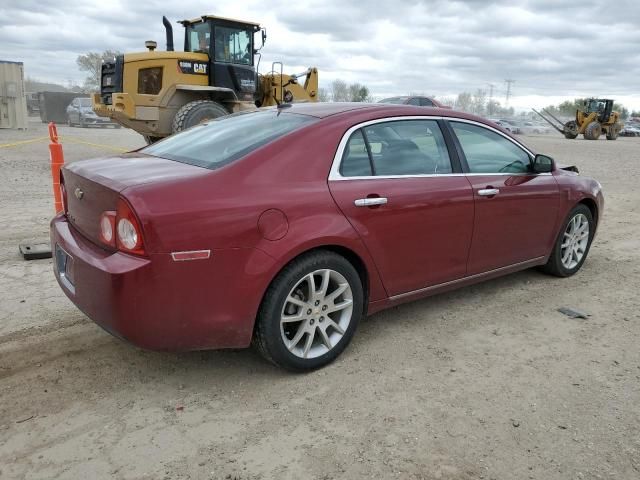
[620,125,640,137]
[52,103,603,371]
[378,96,452,109]
[487,119,520,134]
[518,121,552,135]
[66,97,120,128]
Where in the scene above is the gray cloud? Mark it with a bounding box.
[1,0,639,109]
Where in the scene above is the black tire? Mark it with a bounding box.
[80,116,87,128]
[113,124,121,129]
[67,115,73,127]
[143,135,163,145]
[563,121,578,139]
[606,125,619,140]
[541,204,595,277]
[584,121,601,140]
[253,250,364,371]
[172,100,229,133]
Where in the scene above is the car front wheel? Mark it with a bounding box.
[542,204,594,277]
[254,251,364,371]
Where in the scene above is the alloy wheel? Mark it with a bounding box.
[560,213,589,269]
[280,269,353,359]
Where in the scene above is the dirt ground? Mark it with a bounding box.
[1,119,639,480]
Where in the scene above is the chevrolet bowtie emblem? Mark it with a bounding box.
[74,188,84,200]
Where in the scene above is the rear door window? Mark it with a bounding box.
[142,110,317,169]
[339,120,453,176]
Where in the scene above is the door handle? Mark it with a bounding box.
[478,188,500,196]
[354,197,388,207]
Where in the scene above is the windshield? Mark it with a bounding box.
[378,97,408,104]
[141,110,317,170]
[214,26,252,65]
[79,98,92,107]
[185,22,211,53]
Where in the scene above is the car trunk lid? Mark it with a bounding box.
[62,153,210,245]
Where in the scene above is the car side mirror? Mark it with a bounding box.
[532,154,554,173]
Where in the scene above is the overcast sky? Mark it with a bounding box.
[1,0,639,111]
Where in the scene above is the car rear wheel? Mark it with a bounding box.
[541,204,594,277]
[254,251,364,371]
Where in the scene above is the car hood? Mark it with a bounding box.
[64,153,211,192]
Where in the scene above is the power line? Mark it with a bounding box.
[487,83,495,115]
[504,79,515,106]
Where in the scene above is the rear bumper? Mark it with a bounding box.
[83,116,116,125]
[51,215,276,351]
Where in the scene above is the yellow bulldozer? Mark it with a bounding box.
[92,15,318,143]
[533,98,623,140]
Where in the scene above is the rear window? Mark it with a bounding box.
[142,109,317,169]
[379,97,407,104]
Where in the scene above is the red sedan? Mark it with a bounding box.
[51,103,604,371]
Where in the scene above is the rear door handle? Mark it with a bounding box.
[478,188,500,196]
[354,197,388,207]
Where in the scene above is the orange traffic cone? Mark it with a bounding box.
[49,122,65,213]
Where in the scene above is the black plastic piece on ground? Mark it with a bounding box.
[19,243,52,260]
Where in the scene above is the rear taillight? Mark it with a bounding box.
[98,197,145,255]
[99,211,116,247]
[115,197,145,255]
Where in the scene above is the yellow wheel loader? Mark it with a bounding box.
[92,15,318,143]
[533,98,623,141]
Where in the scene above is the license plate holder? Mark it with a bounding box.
[55,244,76,293]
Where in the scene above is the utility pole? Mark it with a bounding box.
[504,79,515,107]
[488,83,495,116]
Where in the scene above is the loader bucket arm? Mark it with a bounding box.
[532,108,565,134]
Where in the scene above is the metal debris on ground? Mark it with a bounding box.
[557,307,590,319]
[19,243,52,260]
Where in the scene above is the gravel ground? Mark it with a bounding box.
[1,119,639,480]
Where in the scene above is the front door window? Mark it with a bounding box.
[451,122,531,173]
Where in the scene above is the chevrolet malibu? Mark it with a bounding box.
[51,103,603,371]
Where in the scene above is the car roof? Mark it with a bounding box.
[282,102,476,121]
[280,102,530,147]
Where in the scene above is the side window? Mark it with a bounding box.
[363,120,453,175]
[214,27,252,65]
[340,130,372,177]
[419,98,434,107]
[451,122,531,174]
[407,98,420,106]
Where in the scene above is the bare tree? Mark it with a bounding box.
[317,87,331,102]
[331,80,350,102]
[455,92,472,112]
[348,83,372,102]
[471,89,487,115]
[437,96,455,107]
[76,50,122,91]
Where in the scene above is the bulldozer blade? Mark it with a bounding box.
[532,109,565,134]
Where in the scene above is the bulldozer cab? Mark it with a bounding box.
[180,16,263,101]
[584,98,614,123]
